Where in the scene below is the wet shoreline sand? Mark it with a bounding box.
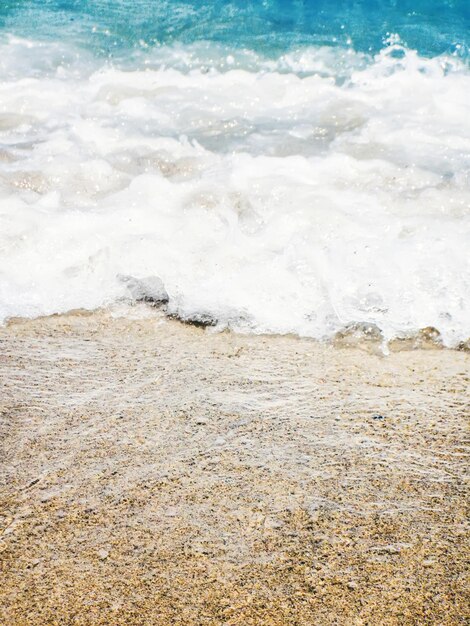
[0,310,468,625]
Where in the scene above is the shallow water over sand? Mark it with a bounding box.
[0,312,468,624]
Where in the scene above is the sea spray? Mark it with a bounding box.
[0,2,469,346]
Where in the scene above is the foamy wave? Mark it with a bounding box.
[0,38,469,345]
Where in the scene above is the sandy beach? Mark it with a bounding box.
[0,309,468,625]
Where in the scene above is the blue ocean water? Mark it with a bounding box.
[0,0,469,60]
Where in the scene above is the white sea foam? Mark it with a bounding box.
[0,36,469,344]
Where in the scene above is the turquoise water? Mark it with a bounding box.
[1,0,469,60]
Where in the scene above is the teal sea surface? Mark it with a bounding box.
[0,0,469,60]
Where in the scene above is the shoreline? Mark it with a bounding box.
[1,310,468,625]
[3,304,470,353]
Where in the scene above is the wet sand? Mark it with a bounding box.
[0,309,469,625]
